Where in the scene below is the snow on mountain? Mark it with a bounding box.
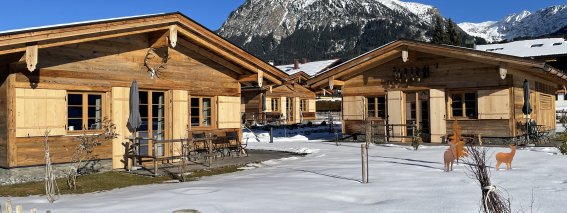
[218,0,442,62]
[459,5,567,43]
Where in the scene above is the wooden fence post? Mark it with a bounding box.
[269,127,274,143]
[361,143,369,183]
[365,120,372,145]
[15,205,21,213]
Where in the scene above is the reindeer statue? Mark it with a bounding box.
[495,144,517,171]
[444,142,457,172]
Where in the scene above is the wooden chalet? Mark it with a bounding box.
[308,39,567,143]
[241,71,317,125]
[0,13,288,169]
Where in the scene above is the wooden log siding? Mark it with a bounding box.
[217,96,242,129]
[15,88,66,137]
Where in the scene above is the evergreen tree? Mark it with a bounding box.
[446,18,462,46]
[432,15,447,44]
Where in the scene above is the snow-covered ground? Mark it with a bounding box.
[3,139,566,212]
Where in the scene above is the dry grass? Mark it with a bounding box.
[0,165,244,197]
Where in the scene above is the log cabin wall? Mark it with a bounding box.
[0,65,9,168]
[6,33,243,168]
[511,69,557,136]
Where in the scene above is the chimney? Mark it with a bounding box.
[268,60,275,66]
[294,59,300,70]
[302,58,308,64]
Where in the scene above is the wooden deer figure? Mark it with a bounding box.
[495,144,517,171]
[444,142,457,172]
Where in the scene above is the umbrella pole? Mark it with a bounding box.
[525,117,529,144]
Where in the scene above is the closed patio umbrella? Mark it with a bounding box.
[127,80,142,132]
[522,79,532,116]
[126,80,142,168]
[522,79,532,143]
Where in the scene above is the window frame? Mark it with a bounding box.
[300,99,308,112]
[66,91,105,133]
[271,98,280,112]
[366,96,387,119]
[190,96,215,128]
[448,91,478,119]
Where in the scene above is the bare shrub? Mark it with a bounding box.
[43,130,59,203]
[463,145,511,213]
[67,118,117,190]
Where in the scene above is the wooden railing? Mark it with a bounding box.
[127,132,246,176]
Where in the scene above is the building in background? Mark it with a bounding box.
[309,40,565,143]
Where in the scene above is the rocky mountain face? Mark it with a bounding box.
[218,0,476,64]
[459,5,567,43]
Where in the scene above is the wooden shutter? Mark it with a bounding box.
[478,89,510,119]
[387,91,404,141]
[294,97,301,123]
[171,90,188,158]
[342,96,365,120]
[172,90,188,138]
[217,96,241,129]
[538,94,553,129]
[15,88,66,137]
[111,87,130,169]
[308,99,316,112]
[265,97,272,112]
[429,89,447,143]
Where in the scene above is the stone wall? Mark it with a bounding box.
[0,160,111,185]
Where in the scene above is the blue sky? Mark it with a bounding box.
[0,0,564,32]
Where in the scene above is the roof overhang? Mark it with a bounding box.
[307,39,567,89]
[0,12,289,85]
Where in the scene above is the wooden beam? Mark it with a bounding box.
[25,44,38,72]
[148,30,169,48]
[258,70,263,87]
[499,62,508,80]
[238,73,258,82]
[169,25,178,48]
[0,26,170,56]
[402,49,409,63]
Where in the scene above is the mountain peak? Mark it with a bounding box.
[218,0,449,63]
[459,5,567,43]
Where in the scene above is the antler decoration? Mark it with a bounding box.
[144,48,169,79]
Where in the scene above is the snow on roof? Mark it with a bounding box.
[276,59,340,77]
[0,13,169,35]
[476,38,567,58]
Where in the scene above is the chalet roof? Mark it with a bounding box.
[308,39,567,88]
[476,38,567,58]
[0,12,289,84]
[276,59,341,77]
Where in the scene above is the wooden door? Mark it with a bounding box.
[429,89,446,143]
